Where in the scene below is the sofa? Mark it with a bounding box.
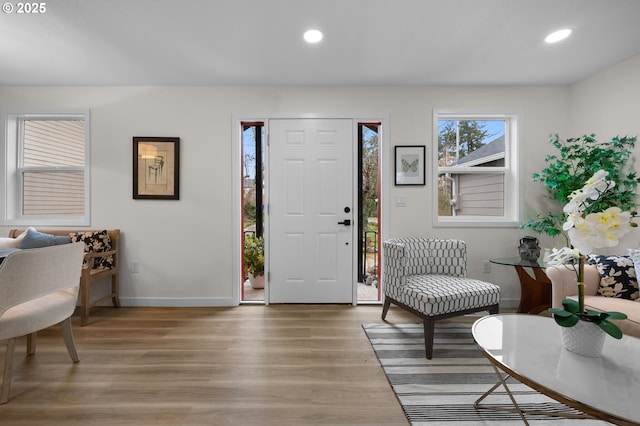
[547,263,640,339]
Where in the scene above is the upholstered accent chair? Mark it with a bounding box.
[8,229,120,326]
[0,242,85,404]
[382,237,500,358]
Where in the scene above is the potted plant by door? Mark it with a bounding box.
[244,234,265,289]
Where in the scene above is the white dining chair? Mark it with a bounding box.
[0,242,85,403]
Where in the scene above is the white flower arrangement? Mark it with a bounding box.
[548,170,634,339]
[561,170,633,255]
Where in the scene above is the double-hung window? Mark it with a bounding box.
[2,111,90,226]
[432,110,519,227]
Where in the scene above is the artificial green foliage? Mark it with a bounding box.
[520,212,565,238]
[523,133,638,237]
[243,234,264,276]
[550,298,628,339]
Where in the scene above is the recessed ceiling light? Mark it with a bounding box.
[303,29,323,44]
[545,29,572,44]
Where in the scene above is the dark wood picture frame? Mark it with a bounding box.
[394,145,426,186]
[133,137,180,200]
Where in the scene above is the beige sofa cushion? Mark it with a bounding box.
[582,295,640,339]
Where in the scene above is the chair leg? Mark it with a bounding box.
[381,298,391,320]
[80,281,90,327]
[423,317,436,360]
[1,338,16,404]
[111,274,120,308]
[60,317,80,362]
[60,318,80,363]
[26,332,37,356]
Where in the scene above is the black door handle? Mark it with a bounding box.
[338,219,351,226]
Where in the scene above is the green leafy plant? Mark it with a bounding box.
[243,234,264,277]
[550,298,627,339]
[522,133,638,238]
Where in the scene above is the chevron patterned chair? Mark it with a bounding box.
[382,237,500,358]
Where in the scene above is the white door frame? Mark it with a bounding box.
[231,113,390,306]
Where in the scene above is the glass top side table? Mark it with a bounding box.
[490,256,551,314]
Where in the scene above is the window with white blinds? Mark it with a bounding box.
[2,112,90,226]
[21,119,86,215]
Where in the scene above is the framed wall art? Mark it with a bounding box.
[394,145,425,186]
[133,137,180,200]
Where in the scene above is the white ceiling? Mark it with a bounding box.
[2,0,640,86]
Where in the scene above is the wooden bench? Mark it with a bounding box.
[8,229,120,326]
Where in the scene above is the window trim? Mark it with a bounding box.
[432,110,520,228]
[1,110,91,226]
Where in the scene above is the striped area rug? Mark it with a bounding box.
[362,322,610,426]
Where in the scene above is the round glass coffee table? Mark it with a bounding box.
[472,314,640,425]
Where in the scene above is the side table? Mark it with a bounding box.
[490,257,551,314]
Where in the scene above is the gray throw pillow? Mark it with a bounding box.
[18,228,71,249]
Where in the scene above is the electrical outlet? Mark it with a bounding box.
[482,260,491,273]
[131,260,139,273]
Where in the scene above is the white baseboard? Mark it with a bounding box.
[500,298,520,310]
[118,297,236,307]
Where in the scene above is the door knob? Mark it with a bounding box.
[338,219,351,226]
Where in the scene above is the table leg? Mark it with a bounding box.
[514,265,551,314]
[474,365,530,425]
[475,363,600,424]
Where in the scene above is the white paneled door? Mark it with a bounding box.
[268,118,354,303]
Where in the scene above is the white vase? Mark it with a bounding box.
[249,273,265,289]
[560,320,606,357]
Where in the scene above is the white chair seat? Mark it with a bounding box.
[0,288,77,340]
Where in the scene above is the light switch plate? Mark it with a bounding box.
[395,196,407,207]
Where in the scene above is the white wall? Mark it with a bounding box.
[569,54,640,139]
[567,53,640,251]
[0,83,581,307]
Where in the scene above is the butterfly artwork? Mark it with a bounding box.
[401,158,419,173]
[395,146,425,185]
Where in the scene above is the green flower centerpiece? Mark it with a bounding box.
[548,170,634,350]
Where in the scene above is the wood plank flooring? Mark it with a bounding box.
[0,305,423,425]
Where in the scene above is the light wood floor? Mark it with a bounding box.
[242,281,381,302]
[0,305,426,425]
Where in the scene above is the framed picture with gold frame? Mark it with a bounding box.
[133,137,180,200]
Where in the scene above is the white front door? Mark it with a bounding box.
[268,118,354,303]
